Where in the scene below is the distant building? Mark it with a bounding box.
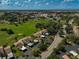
[4,46,14,59]
[40,14,48,17]
[73,26,79,37]
[0,47,6,59]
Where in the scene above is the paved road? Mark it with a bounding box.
[40,34,63,59]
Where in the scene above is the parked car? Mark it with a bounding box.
[45,32,49,36]
[40,35,45,38]
[20,46,27,52]
[33,39,39,44]
[27,42,34,47]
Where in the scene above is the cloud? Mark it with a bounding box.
[28,0,31,2]
[1,0,10,4]
[64,0,74,2]
[24,0,31,3]
[15,1,19,5]
[46,3,49,5]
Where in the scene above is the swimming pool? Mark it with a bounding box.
[0,0,79,10]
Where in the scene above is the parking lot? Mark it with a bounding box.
[13,31,53,59]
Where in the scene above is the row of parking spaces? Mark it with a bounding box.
[14,31,50,51]
[14,39,40,52]
[0,30,49,59]
[13,32,50,59]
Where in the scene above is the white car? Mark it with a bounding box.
[41,35,45,38]
[27,43,34,47]
[45,32,49,36]
[20,46,27,51]
[33,40,39,43]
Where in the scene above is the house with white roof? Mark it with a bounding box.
[73,26,79,37]
[4,46,14,59]
[0,47,6,59]
[14,40,27,51]
[69,51,78,56]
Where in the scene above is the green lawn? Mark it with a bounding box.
[0,20,49,46]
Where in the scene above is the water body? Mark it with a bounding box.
[0,0,79,10]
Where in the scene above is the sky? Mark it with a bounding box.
[0,0,79,10]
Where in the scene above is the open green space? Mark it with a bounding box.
[0,20,49,46]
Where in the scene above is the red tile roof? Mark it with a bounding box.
[62,55,70,59]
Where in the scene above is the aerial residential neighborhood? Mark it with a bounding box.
[0,0,79,59]
[0,12,79,59]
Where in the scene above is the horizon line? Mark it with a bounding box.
[0,9,79,13]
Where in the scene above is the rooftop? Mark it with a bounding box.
[62,55,70,59]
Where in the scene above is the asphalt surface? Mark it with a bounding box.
[40,34,63,59]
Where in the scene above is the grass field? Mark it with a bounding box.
[0,20,49,46]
